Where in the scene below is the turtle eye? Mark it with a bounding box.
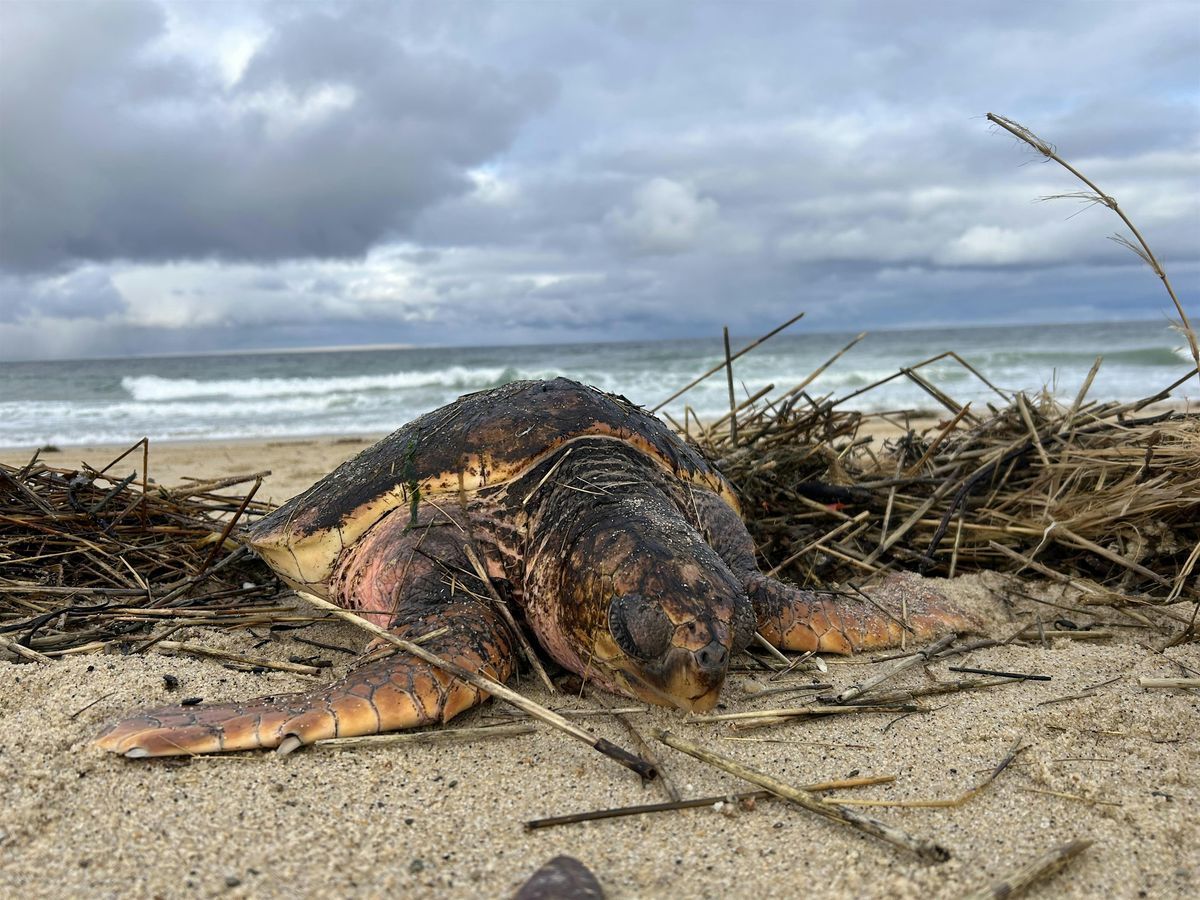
[608,593,672,660]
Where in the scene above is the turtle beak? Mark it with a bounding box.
[611,645,728,712]
[683,684,721,713]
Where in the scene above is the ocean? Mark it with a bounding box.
[0,320,1192,448]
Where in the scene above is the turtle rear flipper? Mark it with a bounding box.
[95,597,515,757]
[749,571,977,654]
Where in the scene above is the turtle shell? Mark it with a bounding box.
[247,378,738,594]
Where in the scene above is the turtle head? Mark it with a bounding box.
[518,443,756,712]
[597,583,755,711]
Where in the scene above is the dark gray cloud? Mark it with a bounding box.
[0,0,1196,360]
[0,268,125,323]
[0,0,550,271]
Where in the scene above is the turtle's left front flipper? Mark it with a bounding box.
[749,571,977,654]
[687,485,976,654]
[95,598,514,758]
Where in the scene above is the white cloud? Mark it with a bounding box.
[229,82,359,141]
[606,177,718,255]
[466,168,520,206]
[936,225,1038,266]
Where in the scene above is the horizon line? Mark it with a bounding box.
[1,314,1172,365]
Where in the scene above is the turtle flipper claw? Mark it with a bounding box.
[751,571,978,654]
[96,600,515,757]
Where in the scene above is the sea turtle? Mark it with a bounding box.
[97,378,970,757]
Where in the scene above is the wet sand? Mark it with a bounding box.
[1,437,1196,898]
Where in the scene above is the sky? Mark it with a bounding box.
[0,0,1197,361]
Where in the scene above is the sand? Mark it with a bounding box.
[1,437,1197,899]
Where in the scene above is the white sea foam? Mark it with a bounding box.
[121,365,521,402]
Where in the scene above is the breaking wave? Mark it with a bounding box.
[121,365,524,402]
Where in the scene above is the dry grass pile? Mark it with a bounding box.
[688,357,1198,642]
[0,440,288,659]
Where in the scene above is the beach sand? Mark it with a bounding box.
[1,437,1196,898]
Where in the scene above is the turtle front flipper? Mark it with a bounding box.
[96,597,515,757]
[748,571,976,654]
[686,485,975,654]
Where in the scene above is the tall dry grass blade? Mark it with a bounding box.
[778,332,867,403]
[987,112,1198,384]
[723,326,739,443]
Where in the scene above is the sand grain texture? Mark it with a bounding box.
[1,439,1197,898]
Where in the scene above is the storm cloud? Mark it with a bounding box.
[0,0,549,271]
[0,0,1196,360]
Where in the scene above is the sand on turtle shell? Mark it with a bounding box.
[1,438,1196,899]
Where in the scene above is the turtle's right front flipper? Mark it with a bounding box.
[95,597,514,758]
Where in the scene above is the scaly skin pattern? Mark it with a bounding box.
[96,519,515,756]
[513,441,754,710]
[687,486,972,653]
[96,381,976,758]
[94,600,514,756]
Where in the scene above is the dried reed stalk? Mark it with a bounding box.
[835,738,1025,809]
[152,640,325,675]
[1137,677,1199,690]
[961,838,1093,900]
[525,774,894,830]
[314,723,536,750]
[987,112,1198,380]
[653,728,949,862]
[833,634,957,703]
